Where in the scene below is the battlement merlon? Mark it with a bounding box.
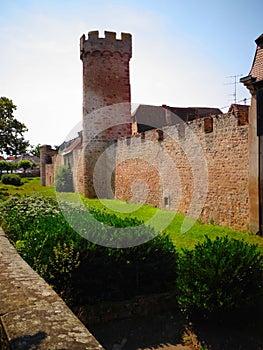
[80,31,132,59]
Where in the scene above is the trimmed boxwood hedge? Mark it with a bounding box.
[1,174,21,186]
[176,235,263,317]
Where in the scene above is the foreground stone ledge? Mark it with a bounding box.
[0,227,103,350]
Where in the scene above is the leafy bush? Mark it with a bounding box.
[70,233,178,303]
[0,195,178,303]
[0,187,9,201]
[1,174,21,186]
[55,165,74,192]
[0,195,60,236]
[59,202,157,247]
[0,195,82,285]
[176,235,263,317]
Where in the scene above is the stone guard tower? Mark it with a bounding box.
[79,31,132,197]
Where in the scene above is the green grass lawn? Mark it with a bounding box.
[0,176,55,199]
[51,187,263,254]
[1,177,263,253]
[83,198,263,253]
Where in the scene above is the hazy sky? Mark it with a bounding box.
[0,0,262,147]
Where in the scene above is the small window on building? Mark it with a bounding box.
[204,117,213,133]
[46,156,52,164]
[237,111,248,126]
[164,196,169,206]
[187,114,196,122]
[178,123,185,139]
[156,129,164,141]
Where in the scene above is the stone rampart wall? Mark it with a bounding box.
[0,227,103,350]
[115,112,249,230]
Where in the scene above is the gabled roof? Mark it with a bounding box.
[167,106,222,122]
[60,133,82,156]
[133,104,222,133]
[132,105,167,132]
[15,155,40,164]
[228,104,249,114]
[249,33,263,82]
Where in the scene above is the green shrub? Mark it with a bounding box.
[0,195,82,284]
[0,189,9,201]
[70,233,178,303]
[1,174,21,186]
[0,194,60,237]
[59,202,157,247]
[55,165,73,192]
[32,241,81,287]
[176,235,263,317]
[0,194,178,303]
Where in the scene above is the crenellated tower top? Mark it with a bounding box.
[80,30,132,59]
[80,29,132,115]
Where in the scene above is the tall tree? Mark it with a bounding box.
[28,143,41,158]
[0,97,29,156]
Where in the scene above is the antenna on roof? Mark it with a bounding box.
[224,74,243,104]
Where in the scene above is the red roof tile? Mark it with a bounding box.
[249,34,263,82]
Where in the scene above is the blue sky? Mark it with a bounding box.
[0,0,262,146]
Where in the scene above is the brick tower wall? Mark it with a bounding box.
[79,31,132,197]
[39,145,58,186]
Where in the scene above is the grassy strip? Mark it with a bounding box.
[67,197,263,254]
[1,177,263,253]
[0,177,55,198]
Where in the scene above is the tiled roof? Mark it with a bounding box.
[15,155,40,163]
[167,106,222,122]
[249,34,263,82]
[133,104,222,133]
[228,104,249,114]
[132,105,167,132]
[60,134,82,155]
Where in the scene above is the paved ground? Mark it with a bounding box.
[89,308,263,350]
[88,312,195,350]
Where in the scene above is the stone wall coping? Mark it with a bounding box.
[0,227,103,349]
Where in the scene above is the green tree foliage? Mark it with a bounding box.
[0,160,17,174]
[0,97,29,156]
[28,144,40,158]
[18,159,32,173]
[7,161,18,173]
[55,165,74,192]
[0,160,7,175]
